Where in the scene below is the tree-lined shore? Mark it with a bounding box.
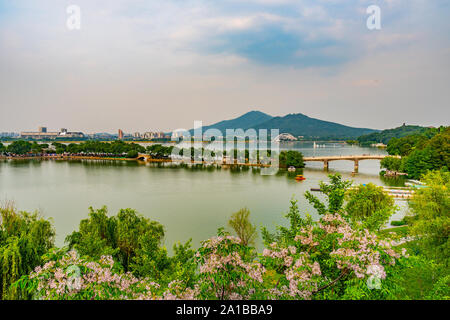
[0,141,306,169]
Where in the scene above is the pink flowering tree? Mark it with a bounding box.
[261,210,405,299]
[14,249,198,300]
[259,174,408,300]
[194,228,266,300]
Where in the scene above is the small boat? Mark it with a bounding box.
[295,174,306,181]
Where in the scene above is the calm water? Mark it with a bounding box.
[0,143,407,250]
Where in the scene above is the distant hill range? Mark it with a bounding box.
[188,111,377,139]
[192,111,273,134]
[357,124,429,145]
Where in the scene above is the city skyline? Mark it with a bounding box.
[4,109,445,136]
[1,1,449,132]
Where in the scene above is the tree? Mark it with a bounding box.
[380,156,402,172]
[402,148,438,179]
[408,170,450,265]
[279,150,304,168]
[0,143,5,154]
[65,206,170,280]
[345,183,396,231]
[6,141,32,155]
[383,127,449,179]
[0,204,55,299]
[304,174,352,215]
[261,196,406,300]
[227,208,257,246]
[30,142,45,154]
[52,142,67,154]
[126,150,139,158]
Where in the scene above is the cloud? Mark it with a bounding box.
[0,0,449,131]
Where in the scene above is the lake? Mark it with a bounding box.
[0,143,407,250]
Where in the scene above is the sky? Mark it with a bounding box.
[0,0,449,133]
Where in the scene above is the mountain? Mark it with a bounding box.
[189,110,273,135]
[253,113,377,139]
[357,125,429,145]
[187,111,377,139]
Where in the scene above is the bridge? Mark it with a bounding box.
[303,155,398,172]
[137,153,397,172]
[137,154,152,161]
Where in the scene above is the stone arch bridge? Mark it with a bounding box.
[303,155,398,172]
[137,153,397,172]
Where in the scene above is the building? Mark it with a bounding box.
[371,142,387,148]
[20,127,84,139]
[273,133,298,142]
[155,132,165,139]
[0,132,19,138]
[118,129,124,140]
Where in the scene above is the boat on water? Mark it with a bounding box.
[295,174,306,181]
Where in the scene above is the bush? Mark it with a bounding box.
[0,204,55,299]
[390,220,407,227]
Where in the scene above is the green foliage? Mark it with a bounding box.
[252,113,376,139]
[227,208,258,246]
[345,183,396,231]
[407,170,450,265]
[65,206,170,280]
[126,150,139,158]
[146,144,174,159]
[0,142,6,154]
[380,156,403,172]
[6,141,32,155]
[426,274,450,300]
[0,204,55,299]
[304,174,352,215]
[390,220,407,227]
[279,150,304,168]
[388,254,449,300]
[262,198,311,246]
[386,135,429,156]
[382,127,449,179]
[402,149,439,179]
[51,140,146,156]
[358,125,429,146]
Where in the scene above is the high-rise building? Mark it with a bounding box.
[118,129,124,140]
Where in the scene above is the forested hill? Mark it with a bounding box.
[357,124,429,145]
[189,111,273,135]
[189,111,377,139]
[253,113,376,139]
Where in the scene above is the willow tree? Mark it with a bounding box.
[228,208,257,246]
[408,170,450,265]
[0,204,55,299]
[66,206,169,279]
[345,183,396,231]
